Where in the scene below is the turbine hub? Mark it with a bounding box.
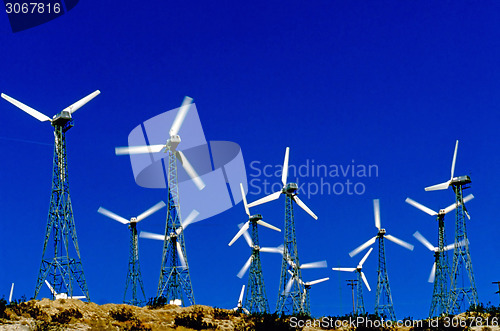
[378,228,386,236]
[250,214,263,221]
[283,183,298,194]
[166,135,181,151]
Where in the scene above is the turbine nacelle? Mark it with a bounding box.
[166,135,181,151]
[283,183,298,195]
[377,228,386,236]
[249,214,263,222]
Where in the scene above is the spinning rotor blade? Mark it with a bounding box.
[240,183,250,216]
[136,201,166,222]
[425,180,451,191]
[70,296,87,300]
[241,227,253,248]
[228,221,250,246]
[63,90,100,114]
[237,255,253,278]
[256,220,281,232]
[451,140,458,180]
[259,246,283,254]
[282,147,290,185]
[373,199,381,230]
[359,247,373,267]
[44,280,57,296]
[293,195,318,220]
[360,272,371,291]
[305,278,330,286]
[170,96,193,136]
[139,231,166,241]
[443,243,455,251]
[247,191,281,208]
[349,236,377,257]
[428,262,436,283]
[332,267,356,272]
[238,285,245,306]
[1,93,51,122]
[443,201,459,214]
[463,194,474,204]
[9,283,14,303]
[413,231,435,252]
[176,242,187,268]
[405,198,438,216]
[97,207,129,225]
[300,260,327,269]
[179,209,200,232]
[115,144,165,155]
[284,276,295,295]
[385,234,414,251]
[176,150,205,190]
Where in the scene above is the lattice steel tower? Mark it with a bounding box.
[1,90,100,300]
[98,201,166,305]
[424,140,478,313]
[248,147,319,315]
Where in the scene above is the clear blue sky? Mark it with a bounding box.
[0,1,499,319]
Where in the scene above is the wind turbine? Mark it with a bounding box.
[116,96,204,306]
[45,280,86,300]
[247,147,318,315]
[97,201,166,306]
[284,271,329,315]
[349,199,413,320]
[333,248,373,315]
[405,194,474,317]
[233,285,250,314]
[424,140,478,313]
[2,90,100,300]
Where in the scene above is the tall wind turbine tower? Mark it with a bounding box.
[248,147,318,315]
[1,90,100,300]
[425,140,478,313]
[117,97,205,306]
[228,183,282,313]
[349,199,414,320]
[98,201,166,305]
[406,195,473,317]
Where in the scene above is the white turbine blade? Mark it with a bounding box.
[282,147,290,185]
[97,207,130,225]
[359,247,373,267]
[1,93,51,122]
[238,285,245,305]
[385,234,414,251]
[465,209,471,220]
[237,256,253,278]
[63,90,100,114]
[332,267,356,272]
[170,96,193,136]
[284,277,295,295]
[241,226,253,248]
[179,209,200,231]
[450,140,458,179]
[70,296,87,300]
[177,150,205,190]
[240,183,250,216]
[425,180,451,191]
[256,220,281,232]
[443,201,458,215]
[463,194,474,204]
[405,198,438,216]
[259,246,283,254]
[349,236,377,257]
[176,242,187,268]
[115,144,165,155]
[247,191,281,208]
[360,272,371,292]
[136,201,166,222]
[305,277,330,286]
[428,262,436,283]
[229,221,250,246]
[292,195,318,220]
[443,242,455,251]
[139,231,166,241]
[9,283,14,303]
[300,260,327,269]
[373,199,381,229]
[413,231,435,251]
[44,280,57,296]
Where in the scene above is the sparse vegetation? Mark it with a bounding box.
[174,307,216,329]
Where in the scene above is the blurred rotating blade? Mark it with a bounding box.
[300,260,327,269]
[305,277,330,286]
[284,276,295,295]
[332,267,356,272]
[349,236,377,257]
[425,180,451,191]
[293,195,318,220]
[256,220,281,232]
[373,199,381,229]
[176,242,187,268]
[405,198,438,216]
[443,242,455,251]
[282,147,290,185]
[385,234,414,251]
[238,285,245,306]
[359,247,373,267]
[115,144,165,155]
[139,231,166,241]
[237,255,253,278]
[9,283,14,303]
[413,231,436,252]
[136,201,166,222]
[360,271,371,291]
[240,183,250,216]
[63,90,100,114]
[97,207,129,225]
[451,140,458,179]
[428,262,436,283]
[443,201,459,215]
[228,221,250,246]
[241,226,253,248]
[247,191,281,208]
[1,93,51,122]
[170,96,193,136]
[259,246,283,254]
[178,209,200,233]
[463,194,474,204]
[177,150,205,190]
